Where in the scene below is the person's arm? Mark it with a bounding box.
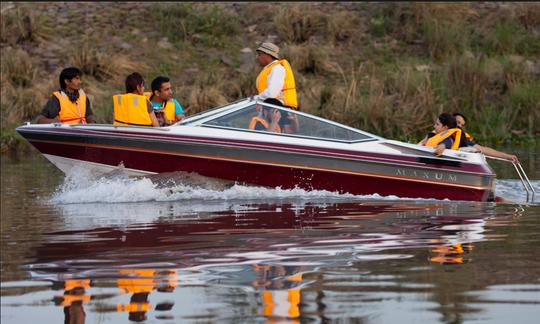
[434,144,446,156]
[269,108,281,133]
[173,98,185,122]
[283,113,299,134]
[37,96,61,124]
[254,65,285,102]
[146,101,160,127]
[85,97,96,123]
[433,138,453,156]
[473,144,519,162]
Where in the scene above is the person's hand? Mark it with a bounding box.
[506,154,519,163]
[287,113,297,121]
[434,145,445,156]
[271,109,281,123]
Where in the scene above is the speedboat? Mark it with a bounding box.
[17,98,498,201]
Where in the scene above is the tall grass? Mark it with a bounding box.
[1,2,539,153]
[0,6,53,44]
[273,4,325,43]
[154,3,239,47]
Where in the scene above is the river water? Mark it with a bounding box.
[1,146,539,324]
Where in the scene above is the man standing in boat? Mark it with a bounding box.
[253,42,298,110]
[37,67,96,124]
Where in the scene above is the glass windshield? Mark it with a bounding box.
[202,103,374,142]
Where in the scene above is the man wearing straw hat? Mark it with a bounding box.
[253,42,298,110]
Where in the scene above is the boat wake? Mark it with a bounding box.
[49,164,539,205]
[49,165,406,204]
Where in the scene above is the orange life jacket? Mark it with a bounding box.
[63,279,91,291]
[113,93,152,126]
[256,59,298,109]
[116,302,151,312]
[52,90,87,124]
[117,269,157,294]
[55,293,91,307]
[249,116,281,133]
[262,289,301,318]
[425,128,462,150]
[144,92,177,122]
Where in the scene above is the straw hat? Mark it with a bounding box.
[256,42,280,59]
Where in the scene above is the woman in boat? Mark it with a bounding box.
[418,113,461,156]
[249,104,282,133]
[248,98,298,134]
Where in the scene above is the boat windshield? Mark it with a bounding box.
[202,102,376,142]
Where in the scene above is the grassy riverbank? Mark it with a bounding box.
[1,2,539,152]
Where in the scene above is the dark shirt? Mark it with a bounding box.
[457,128,477,148]
[40,92,93,119]
[255,119,267,131]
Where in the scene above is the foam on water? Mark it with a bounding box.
[50,164,540,205]
[495,179,540,203]
[50,165,401,205]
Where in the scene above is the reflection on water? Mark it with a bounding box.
[1,150,540,324]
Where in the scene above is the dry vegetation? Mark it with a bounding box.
[1,2,539,152]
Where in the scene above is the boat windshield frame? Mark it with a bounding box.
[182,98,383,143]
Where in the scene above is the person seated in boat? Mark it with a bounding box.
[37,67,96,124]
[418,112,462,156]
[453,112,519,162]
[261,98,299,133]
[249,103,282,133]
[145,76,185,126]
[113,72,159,127]
[249,98,299,134]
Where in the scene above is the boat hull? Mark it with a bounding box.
[19,127,495,202]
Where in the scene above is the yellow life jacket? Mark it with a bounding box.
[63,279,91,291]
[113,93,152,126]
[117,269,156,294]
[256,59,298,109]
[425,128,462,150]
[56,293,91,307]
[249,116,281,133]
[145,92,177,122]
[262,289,301,318]
[52,90,87,124]
[465,131,474,142]
[116,302,151,312]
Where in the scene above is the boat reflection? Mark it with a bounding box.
[26,200,503,322]
[52,279,91,324]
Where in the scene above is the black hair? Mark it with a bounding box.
[438,112,457,129]
[125,72,144,93]
[59,67,82,89]
[151,76,170,95]
[452,112,467,123]
[263,98,284,107]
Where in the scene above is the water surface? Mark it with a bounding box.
[1,148,539,323]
